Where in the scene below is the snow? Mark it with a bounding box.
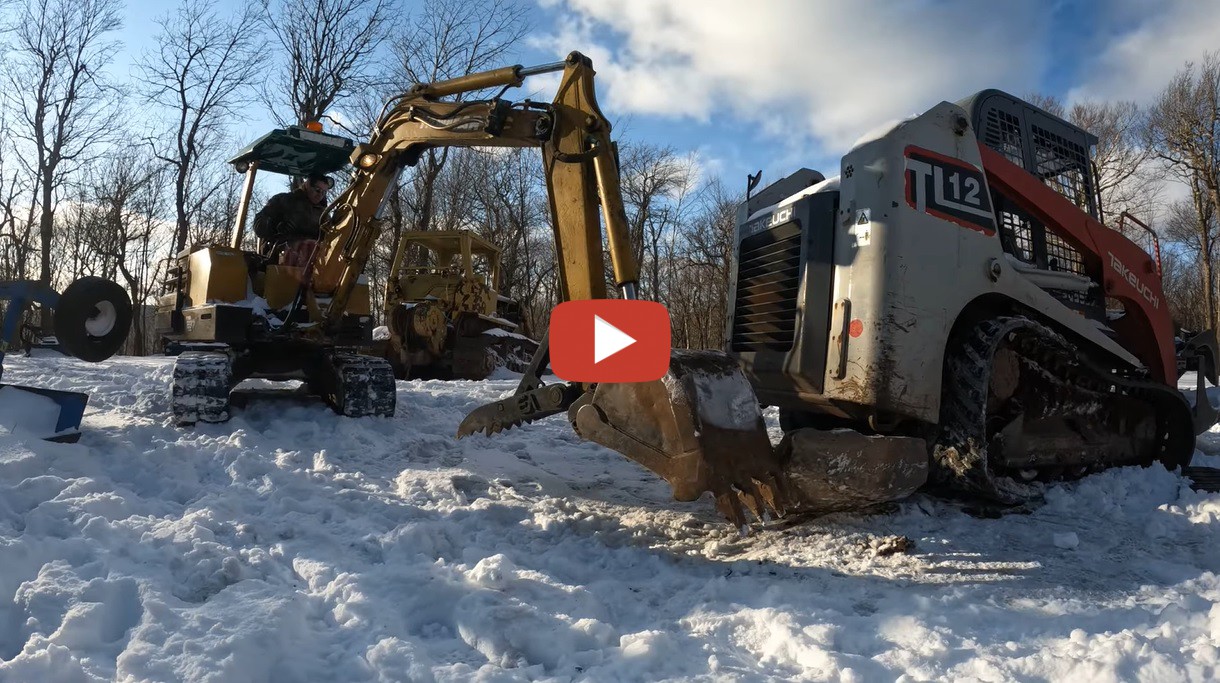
[0,356,1218,681]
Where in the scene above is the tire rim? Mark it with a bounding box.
[85,300,117,337]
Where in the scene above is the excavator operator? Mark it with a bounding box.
[252,172,333,266]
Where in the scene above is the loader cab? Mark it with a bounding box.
[226,123,357,255]
[956,89,1120,321]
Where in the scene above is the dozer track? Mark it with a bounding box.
[172,350,233,425]
[932,316,1195,503]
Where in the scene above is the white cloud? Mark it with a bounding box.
[1068,0,1220,105]
[533,0,1050,158]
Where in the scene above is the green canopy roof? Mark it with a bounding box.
[227,125,356,176]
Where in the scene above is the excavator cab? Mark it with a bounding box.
[226,124,355,256]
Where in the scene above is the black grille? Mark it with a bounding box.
[1031,124,1093,212]
[984,109,1024,165]
[731,222,802,352]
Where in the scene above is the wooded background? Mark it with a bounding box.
[0,0,1217,355]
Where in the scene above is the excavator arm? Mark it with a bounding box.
[308,53,635,326]
[305,52,791,525]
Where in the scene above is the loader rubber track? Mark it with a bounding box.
[1184,466,1220,493]
[172,350,233,425]
[932,316,1195,503]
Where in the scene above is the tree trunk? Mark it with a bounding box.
[175,163,190,255]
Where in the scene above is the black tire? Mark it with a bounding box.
[55,276,133,362]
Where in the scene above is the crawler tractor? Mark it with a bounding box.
[380,229,537,380]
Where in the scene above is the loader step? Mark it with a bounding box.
[1184,466,1220,493]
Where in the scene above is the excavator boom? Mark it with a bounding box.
[308,53,636,325]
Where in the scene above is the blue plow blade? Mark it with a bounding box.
[0,383,89,443]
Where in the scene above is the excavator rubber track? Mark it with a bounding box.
[932,316,1195,502]
[171,350,233,425]
[318,353,397,418]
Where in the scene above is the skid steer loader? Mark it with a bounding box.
[451,64,1219,525]
[378,229,537,380]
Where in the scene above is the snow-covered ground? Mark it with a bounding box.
[0,355,1218,682]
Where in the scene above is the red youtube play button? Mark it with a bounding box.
[550,300,671,383]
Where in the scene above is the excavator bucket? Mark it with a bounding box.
[1180,328,1220,434]
[568,350,794,526]
[565,349,930,525]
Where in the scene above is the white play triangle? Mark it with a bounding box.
[593,314,636,363]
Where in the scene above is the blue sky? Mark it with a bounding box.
[112,0,1220,194]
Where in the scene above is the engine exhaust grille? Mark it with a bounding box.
[732,222,803,352]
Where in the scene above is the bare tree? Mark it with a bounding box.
[260,0,394,126]
[670,179,741,349]
[618,142,693,299]
[1161,248,1209,332]
[1145,52,1220,331]
[0,114,35,280]
[1161,182,1219,331]
[76,150,172,354]
[137,0,262,255]
[1,0,123,292]
[1072,100,1162,221]
[392,0,529,241]
[189,167,253,248]
[467,148,547,329]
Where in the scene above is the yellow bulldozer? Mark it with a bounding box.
[378,229,537,380]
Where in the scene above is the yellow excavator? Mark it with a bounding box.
[155,52,788,524]
[159,51,1219,527]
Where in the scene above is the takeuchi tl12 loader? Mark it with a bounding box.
[451,63,1220,525]
[156,48,1219,526]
